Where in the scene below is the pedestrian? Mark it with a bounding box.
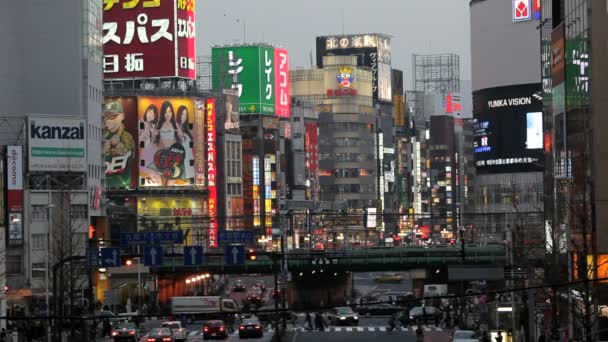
[305,312,313,331]
[481,331,490,342]
[495,331,503,342]
[415,325,424,342]
[538,334,546,342]
[314,312,325,332]
[0,328,6,342]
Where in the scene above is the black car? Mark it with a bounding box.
[239,317,263,338]
[399,306,441,325]
[202,320,229,340]
[146,328,174,342]
[245,288,264,307]
[253,306,298,324]
[111,323,138,341]
[233,280,247,292]
[357,302,403,316]
[326,307,359,326]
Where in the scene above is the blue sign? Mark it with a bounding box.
[120,231,184,245]
[100,248,120,267]
[86,248,99,267]
[144,245,163,267]
[218,231,255,244]
[224,245,245,265]
[183,246,204,266]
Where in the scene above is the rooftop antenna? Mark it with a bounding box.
[341,8,345,34]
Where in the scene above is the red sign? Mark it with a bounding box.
[194,99,206,186]
[513,0,531,22]
[103,0,196,79]
[532,0,541,11]
[305,122,318,177]
[326,88,357,97]
[274,48,290,117]
[205,98,218,248]
[176,0,196,79]
[172,208,193,216]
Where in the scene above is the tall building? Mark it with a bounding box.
[0,0,104,317]
[541,0,608,338]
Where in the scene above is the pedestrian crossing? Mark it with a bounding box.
[290,325,444,333]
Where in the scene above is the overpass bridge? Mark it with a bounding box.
[152,246,506,274]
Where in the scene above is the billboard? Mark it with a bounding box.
[6,146,23,213]
[274,48,290,117]
[205,98,218,248]
[221,89,240,132]
[316,34,392,102]
[104,97,139,188]
[212,45,276,115]
[194,99,206,186]
[102,0,196,79]
[473,83,544,174]
[28,117,86,172]
[512,0,531,22]
[138,97,195,187]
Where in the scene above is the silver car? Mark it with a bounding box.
[160,321,187,342]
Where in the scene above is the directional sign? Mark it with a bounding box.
[144,245,163,267]
[120,231,184,245]
[184,246,204,266]
[218,231,255,244]
[86,248,99,267]
[100,248,120,267]
[224,245,245,265]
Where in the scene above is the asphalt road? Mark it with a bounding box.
[352,271,413,300]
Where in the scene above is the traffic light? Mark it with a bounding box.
[122,256,134,266]
[247,249,257,261]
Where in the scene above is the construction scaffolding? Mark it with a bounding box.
[413,53,460,94]
[405,90,426,128]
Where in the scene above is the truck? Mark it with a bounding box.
[170,296,239,323]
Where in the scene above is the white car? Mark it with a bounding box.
[160,321,187,342]
[452,330,478,342]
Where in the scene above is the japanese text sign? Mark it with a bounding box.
[206,98,218,248]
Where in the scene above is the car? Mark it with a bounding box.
[357,302,403,316]
[202,320,229,340]
[233,280,247,292]
[111,323,139,341]
[374,272,403,283]
[452,330,478,342]
[326,306,359,326]
[239,317,263,338]
[253,280,266,292]
[400,306,441,325]
[160,321,187,342]
[245,288,264,307]
[146,328,174,342]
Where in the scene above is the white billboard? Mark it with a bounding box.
[6,146,22,191]
[28,117,86,172]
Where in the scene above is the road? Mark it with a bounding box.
[352,271,413,301]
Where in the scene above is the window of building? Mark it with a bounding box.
[32,234,46,250]
[71,205,88,219]
[6,255,21,275]
[31,205,48,221]
[31,263,46,279]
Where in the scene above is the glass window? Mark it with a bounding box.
[71,205,88,219]
[7,255,21,275]
[31,205,48,221]
[32,234,46,250]
[32,263,46,279]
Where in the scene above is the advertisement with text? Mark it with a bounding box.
[104,97,139,188]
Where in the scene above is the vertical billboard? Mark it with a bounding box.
[316,34,392,103]
[274,48,290,118]
[138,97,195,187]
[102,0,196,79]
[28,117,86,172]
[221,89,240,132]
[193,99,206,186]
[205,98,218,248]
[104,97,139,188]
[6,146,23,213]
[211,45,277,115]
[304,122,319,200]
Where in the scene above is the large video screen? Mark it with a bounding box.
[473,83,544,174]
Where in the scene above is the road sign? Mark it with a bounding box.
[100,248,120,267]
[120,231,184,245]
[224,245,245,265]
[144,245,163,267]
[184,246,204,266]
[86,248,99,267]
[218,230,255,244]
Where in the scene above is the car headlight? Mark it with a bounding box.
[340,317,346,320]
[353,316,358,320]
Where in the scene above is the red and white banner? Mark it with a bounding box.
[274,48,290,118]
[205,98,218,248]
[6,146,23,212]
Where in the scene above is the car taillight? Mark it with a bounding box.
[239,326,245,330]
[128,331,136,335]
[254,325,260,329]
[203,327,209,332]
[162,338,172,342]
[112,331,119,336]
[147,339,155,342]
[219,326,224,331]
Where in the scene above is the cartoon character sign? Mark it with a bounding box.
[337,66,355,89]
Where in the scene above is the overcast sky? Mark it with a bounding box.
[196,0,471,89]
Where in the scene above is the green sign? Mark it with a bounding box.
[212,45,275,115]
[565,37,589,110]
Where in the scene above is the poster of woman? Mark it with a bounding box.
[138,97,195,187]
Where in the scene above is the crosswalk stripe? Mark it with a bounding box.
[356,327,364,332]
[335,327,341,332]
[346,327,352,332]
[378,327,386,332]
